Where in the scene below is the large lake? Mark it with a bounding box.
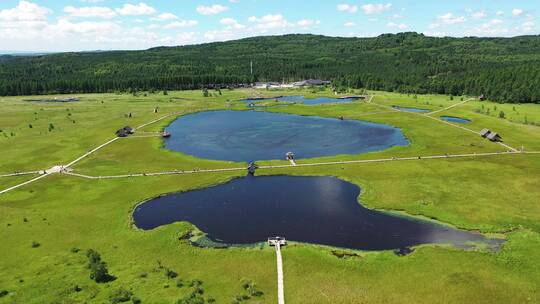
[133,176,496,251]
[164,110,408,162]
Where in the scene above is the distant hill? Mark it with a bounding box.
[1,33,539,103]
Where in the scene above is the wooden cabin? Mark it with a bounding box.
[480,128,502,142]
[486,132,502,142]
[480,129,491,138]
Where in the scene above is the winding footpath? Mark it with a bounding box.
[0,111,183,195]
[425,98,474,116]
[1,101,538,194]
[373,98,519,152]
[58,151,537,180]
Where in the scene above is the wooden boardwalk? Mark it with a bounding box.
[275,243,285,304]
[58,151,536,180]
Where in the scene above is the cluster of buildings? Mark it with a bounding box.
[253,79,331,89]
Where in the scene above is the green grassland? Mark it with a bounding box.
[1,88,539,303]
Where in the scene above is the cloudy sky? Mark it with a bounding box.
[0,0,538,52]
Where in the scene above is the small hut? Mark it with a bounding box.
[480,129,491,138]
[268,237,287,246]
[480,129,502,142]
[247,162,258,175]
[285,152,295,161]
[486,132,502,142]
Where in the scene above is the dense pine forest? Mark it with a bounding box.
[1,32,539,103]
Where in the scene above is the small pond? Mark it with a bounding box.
[25,98,79,103]
[164,110,408,162]
[392,106,431,113]
[133,176,499,251]
[440,116,471,123]
[242,96,357,105]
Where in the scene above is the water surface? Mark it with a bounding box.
[392,106,431,113]
[133,176,496,251]
[440,116,471,123]
[164,110,408,161]
[242,96,356,105]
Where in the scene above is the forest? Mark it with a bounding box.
[0,32,539,103]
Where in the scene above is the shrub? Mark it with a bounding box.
[176,279,184,288]
[165,268,178,279]
[0,290,8,298]
[31,241,40,248]
[86,249,115,283]
[109,287,132,303]
[176,292,205,304]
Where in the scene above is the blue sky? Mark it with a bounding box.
[0,0,538,51]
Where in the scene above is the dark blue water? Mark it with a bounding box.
[392,106,431,113]
[441,116,471,123]
[242,96,356,105]
[164,110,408,162]
[133,176,494,250]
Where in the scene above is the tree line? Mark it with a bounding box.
[1,32,539,103]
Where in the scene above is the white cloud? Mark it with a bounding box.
[152,13,178,21]
[196,4,228,15]
[163,20,198,29]
[512,9,524,17]
[297,19,320,29]
[437,12,466,24]
[248,14,292,32]
[344,21,356,27]
[204,29,236,41]
[51,18,119,35]
[471,10,487,19]
[521,21,535,31]
[0,1,50,22]
[496,11,504,16]
[176,32,196,44]
[362,3,392,15]
[387,22,407,29]
[116,3,156,16]
[220,17,245,29]
[64,6,117,19]
[337,4,358,13]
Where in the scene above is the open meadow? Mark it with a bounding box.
[1,88,539,304]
